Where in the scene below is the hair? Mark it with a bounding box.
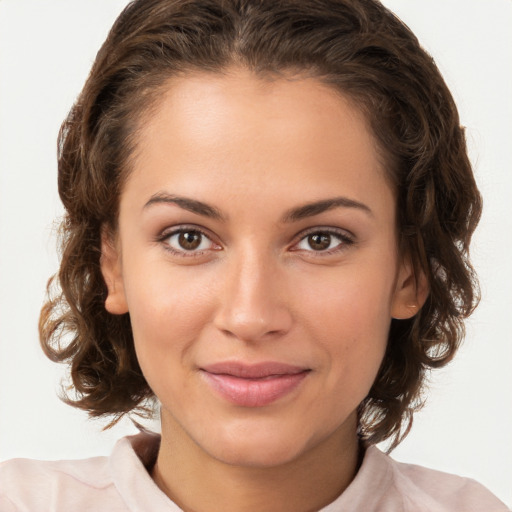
[40,0,481,449]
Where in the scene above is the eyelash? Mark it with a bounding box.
[156,226,355,258]
[157,225,220,257]
[290,227,355,256]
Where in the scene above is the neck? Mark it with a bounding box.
[152,412,360,512]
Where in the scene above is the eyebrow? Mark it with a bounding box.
[144,193,225,221]
[143,192,372,223]
[282,197,373,222]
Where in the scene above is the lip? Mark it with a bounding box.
[199,362,310,407]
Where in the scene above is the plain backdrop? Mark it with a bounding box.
[0,0,511,507]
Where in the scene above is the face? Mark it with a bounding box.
[102,69,421,468]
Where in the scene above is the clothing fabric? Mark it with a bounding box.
[0,432,508,511]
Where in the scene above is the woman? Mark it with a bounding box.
[0,0,509,510]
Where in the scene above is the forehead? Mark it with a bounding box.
[137,69,377,147]
[125,68,394,216]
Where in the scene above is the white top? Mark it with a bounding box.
[0,432,508,511]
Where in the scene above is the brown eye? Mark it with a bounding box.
[164,229,216,254]
[307,233,332,251]
[293,229,353,254]
[178,231,202,250]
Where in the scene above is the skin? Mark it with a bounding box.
[101,69,426,512]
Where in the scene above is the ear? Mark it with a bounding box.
[100,228,129,315]
[391,256,429,320]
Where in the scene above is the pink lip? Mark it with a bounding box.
[200,362,310,407]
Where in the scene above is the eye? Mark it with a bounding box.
[293,229,354,253]
[162,228,219,255]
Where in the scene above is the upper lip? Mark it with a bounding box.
[200,361,309,379]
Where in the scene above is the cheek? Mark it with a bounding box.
[301,264,394,337]
[298,264,394,387]
[121,261,216,383]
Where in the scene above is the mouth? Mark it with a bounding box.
[199,362,311,407]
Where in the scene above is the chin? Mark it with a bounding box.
[207,434,308,468]
[194,414,336,469]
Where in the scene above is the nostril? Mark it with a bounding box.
[219,328,236,338]
[216,321,290,343]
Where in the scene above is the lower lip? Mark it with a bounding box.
[201,371,309,407]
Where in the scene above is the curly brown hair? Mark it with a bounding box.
[40,0,481,449]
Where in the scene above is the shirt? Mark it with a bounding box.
[0,432,509,511]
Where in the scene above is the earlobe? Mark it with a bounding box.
[391,259,429,320]
[100,228,129,315]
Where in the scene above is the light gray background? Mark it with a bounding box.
[1,0,511,507]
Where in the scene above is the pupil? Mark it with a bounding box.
[308,233,331,251]
[179,231,201,250]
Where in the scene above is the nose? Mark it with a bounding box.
[213,249,293,342]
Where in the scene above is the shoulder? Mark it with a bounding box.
[0,452,123,512]
[367,446,510,512]
[0,432,166,512]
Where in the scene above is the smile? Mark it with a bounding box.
[199,362,311,407]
